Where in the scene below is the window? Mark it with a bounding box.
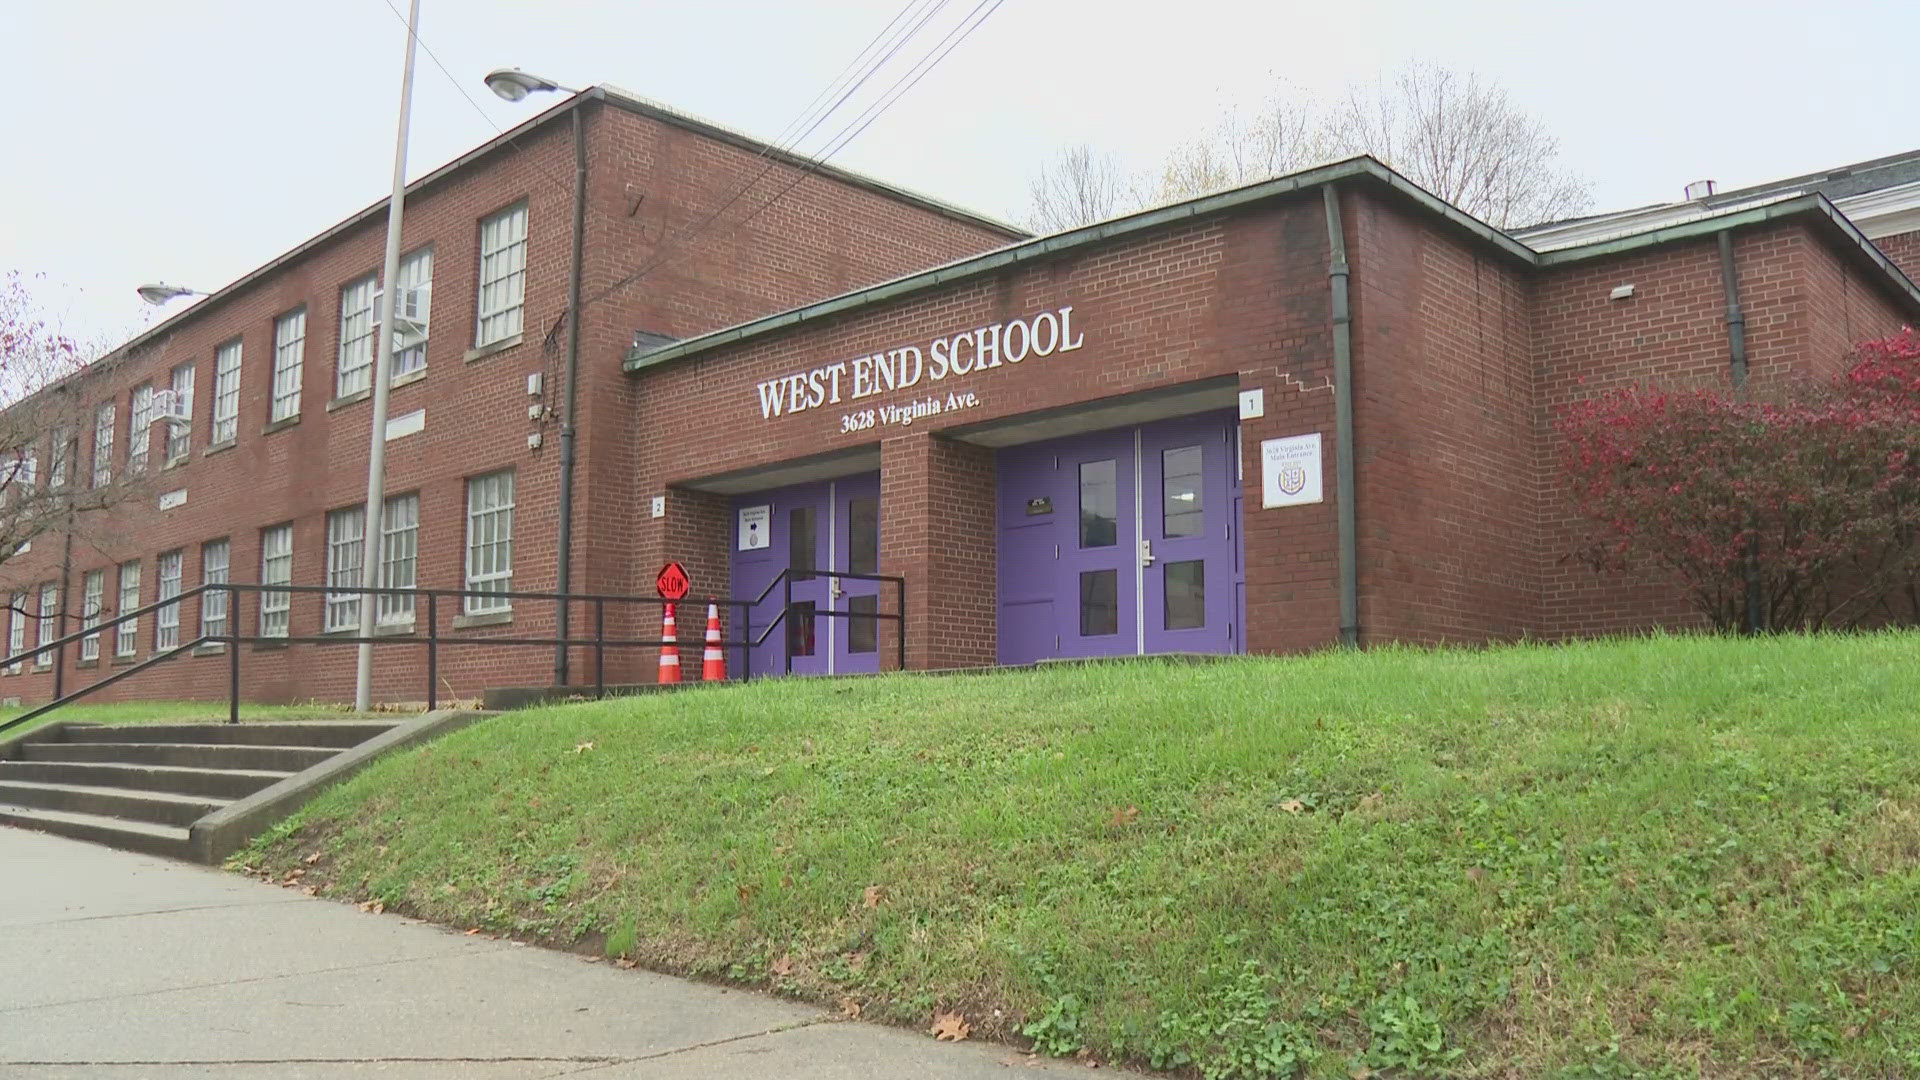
[35,583,57,667]
[155,550,183,650]
[212,339,242,444]
[49,427,71,490]
[115,562,140,657]
[788,506,817,582]
[1080,570,1118,637]
[7,591,24,674]
[11,447,36,500]
[464,470,514,613]
[1079,459,1118,548]
[272,309,306,422]
[128,383,154,473]
[379,493,418,625]
[325,506,366,631]
[92,402,114,488]
[476,203,528,346]
[201,539,230,640]
[1162,445,1205,538]
[393,247,433,376]
[848,595,878,654]
[166,363,195,464]
[260,524,292,637]
[1164,560,1206,630]
[79,571,103,662]
[848,496,879,575]
[336,274,377,398]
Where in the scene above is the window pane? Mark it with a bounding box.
[1162,445,1205,538]
[848,496,878,576]
[787,600,817,656]
[1164,559,1205,630]
[116,563,140,656]
[847,594,877,654]
[788,506,816,582]
[7,591,23,672]
[1079,459,1117,549]
[213,340,242,443]
[337,276,376,398]
[273,309,305,421]
[1079,569,1118,637]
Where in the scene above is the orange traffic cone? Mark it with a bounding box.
[702,602,726,681]
[658,602,681,685]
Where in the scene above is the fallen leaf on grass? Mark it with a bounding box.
[302,851,322,865]
[839,996,862,1019]
[1466,866,1486,881]
[843,949,869,972]
[571,741,595,754]
[862,885,884,909]
[1108,805,1139,826]
[770,955,794,977]
[614,958,637,969]
[357,900,385,914]
[301,886,318,896]
[1355,791,1384,813]
[737,884,755,904]
[931,1012,971,1041]
[464,928,482,935]
[1278,799,1305,814]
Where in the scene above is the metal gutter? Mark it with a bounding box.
[626,156,1532,372]
[1322,185,1360,648]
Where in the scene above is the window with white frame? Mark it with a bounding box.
[464,470,514,613]
[128,383,154,473]
[379,492,418,625]
[166,363,195,464]
[324,506,365,631]
[7,591,25,674]
[49,427,71,490]
[212,339,242,444]
[475,204,527,347]
[336,274,377,398]
[272,309,306,422]
[260,524,292,637]
[11,447,36,501]
[154,550,183,651]
[92,402,114,488]
[115,562,140,658]
[80,570,103,662]
[393,247,433,376]
[201,539,230,640]
[35,582,56,668]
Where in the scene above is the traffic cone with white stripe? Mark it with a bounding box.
[702,602,726,681]
[657,602,681,684]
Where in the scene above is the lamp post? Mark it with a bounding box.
[353,0,424,712]
[485,68,583,689]
[136,284,208,306]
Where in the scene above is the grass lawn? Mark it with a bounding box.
[242,634,1920,1078]
[1,701,374,739]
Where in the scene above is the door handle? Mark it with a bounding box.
[1139,538,1155,568]
[830,575,844,599]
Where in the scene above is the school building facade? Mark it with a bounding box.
[6,87,1920,703]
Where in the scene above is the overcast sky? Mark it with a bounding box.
[7,0,1918,349]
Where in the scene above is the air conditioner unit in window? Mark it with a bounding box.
[374,286,430,334]
[148,390,190,425]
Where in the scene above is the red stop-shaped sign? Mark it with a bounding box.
[655,561,690,600]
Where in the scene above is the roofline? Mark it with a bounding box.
[624,156,1532,371]
[72,85,1026,392]
[626,169,1920,373]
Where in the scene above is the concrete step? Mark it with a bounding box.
[0,804,191,859]
[21,741,339,772]
[0,760,293,800]
[0,780,227,828]
[57,722,398,749]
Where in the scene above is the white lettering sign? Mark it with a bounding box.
[737,504,770,551]
[1261,434,1323,508]
[158,489,187,511]
[754,306,1085,422]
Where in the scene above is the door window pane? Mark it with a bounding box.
[1165,559,1206,630]
[847,595,877,653]
[788,600,817,656]
[1078,459,1117,548]
[789,506,817,582]
[848,496,879,576]
[1162,445,1205,538]
[1079,569,1118,637]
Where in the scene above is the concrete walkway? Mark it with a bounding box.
[1,828,1120,1078]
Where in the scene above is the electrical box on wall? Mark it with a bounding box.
[527,432,543,449]
[650,496,665,518]
[526,373,543,397]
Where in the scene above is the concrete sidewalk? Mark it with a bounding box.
[1,828,1121,1078]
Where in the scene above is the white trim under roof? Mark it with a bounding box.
[1520,177,1920,251]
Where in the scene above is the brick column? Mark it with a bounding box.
[879,433,996,670]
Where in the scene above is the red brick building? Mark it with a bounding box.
[7,93,1920,703]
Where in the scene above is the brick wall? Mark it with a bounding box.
[1871,228,1920,283]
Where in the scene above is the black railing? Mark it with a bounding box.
[0,570,907,736]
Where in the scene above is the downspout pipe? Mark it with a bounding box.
[554,105,588,687]
[1323,185,1360,648]
[1718,230,1762,635]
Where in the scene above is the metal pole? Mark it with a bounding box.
[1323,185,1360,648]
[426,591,438,711]
[553,107,588,688]
[227,585,239,725]
[354,0,423,711]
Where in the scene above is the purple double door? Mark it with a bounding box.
[732,473,883,677]
[997,412,1243,665]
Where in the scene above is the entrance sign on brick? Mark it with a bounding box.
[655,561,690,601]
[1261,434,1323,508]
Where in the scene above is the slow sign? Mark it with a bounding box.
[655,561,690,601]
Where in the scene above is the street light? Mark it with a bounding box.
[352,0,424,712]
[487,66,585,690]
[136,284,207,306]
[482,68,577,102]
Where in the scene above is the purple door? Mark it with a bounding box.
[997,412,1240,665]
[732,474,881,677]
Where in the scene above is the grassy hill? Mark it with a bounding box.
[241,634,1920,1078]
